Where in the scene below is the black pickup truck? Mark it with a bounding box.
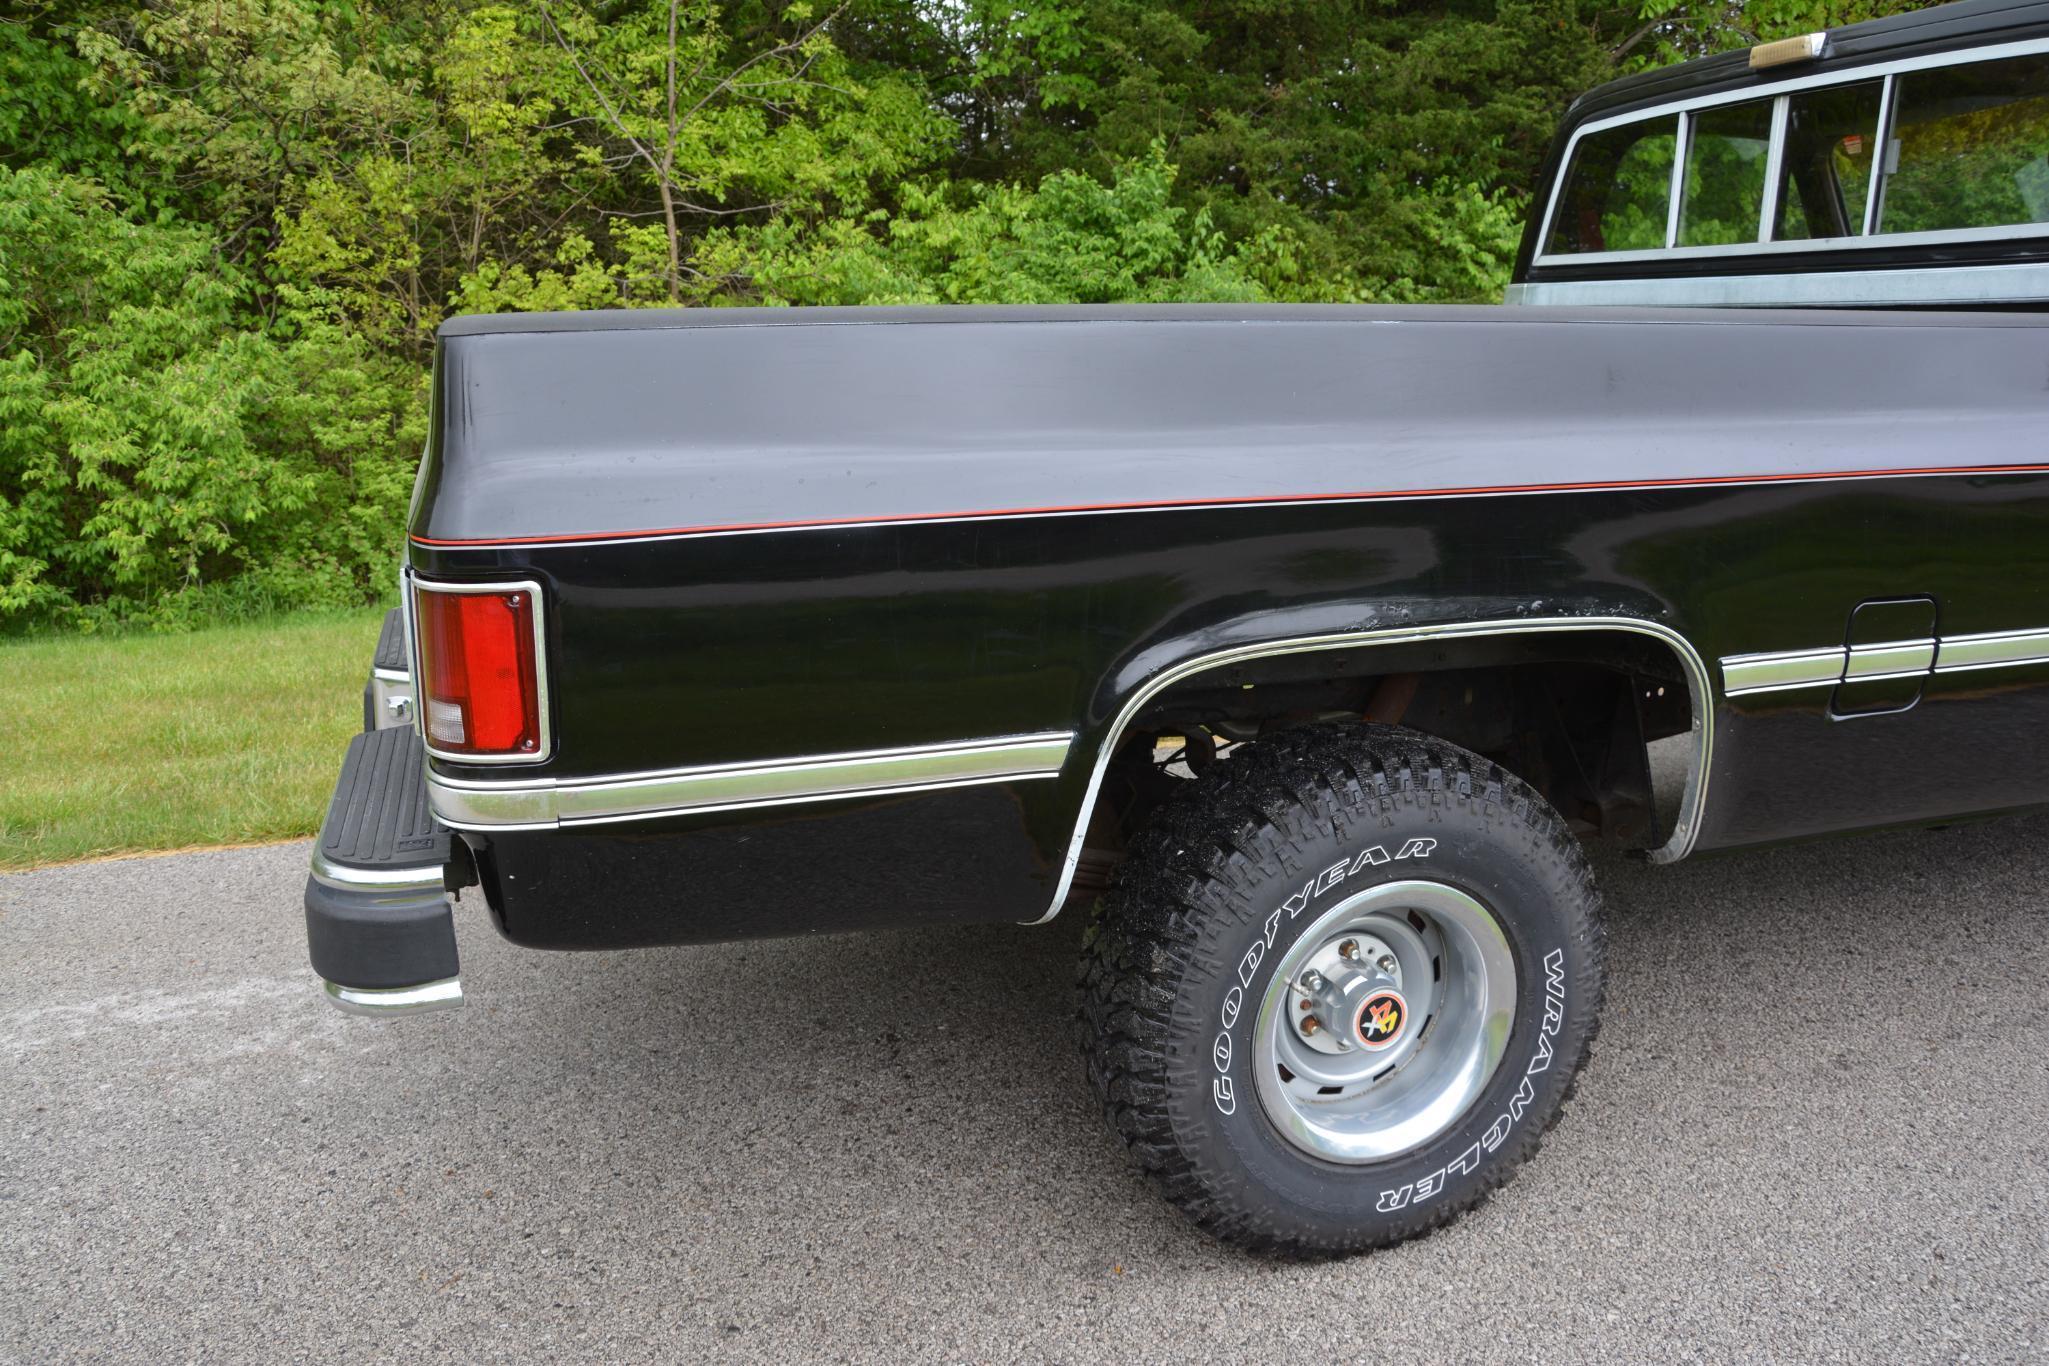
[305,0,2049,1256]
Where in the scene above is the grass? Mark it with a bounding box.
[0,609,388,871]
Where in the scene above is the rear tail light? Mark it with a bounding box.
[413,582,546,761]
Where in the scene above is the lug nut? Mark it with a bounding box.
[1301,970,1325,991]
[1339,939,1359,959]
[1301,1015,1322,1035]
[1378,955,1398,973]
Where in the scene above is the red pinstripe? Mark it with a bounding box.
[410,462,2049,549]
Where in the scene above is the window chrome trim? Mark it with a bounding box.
[1863,73,1898,237]
[1504,260,2049,307]
[1664,111,1691,249]
[427,731,1074,830]
[1722,647,1847,696]
[1529,34,2049,268]
[1032,615,1716,925]
[1934,628,2049,674]
[1533,217,2049,268]
[1758,95,1792,243]
[408,573,554,766]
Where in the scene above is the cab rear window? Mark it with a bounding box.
[1678,99,1776,246]
[1880,52,2049,233]
[1539,44,2049,261]
[1773,79,1885,240]
[1544,119,1676,255]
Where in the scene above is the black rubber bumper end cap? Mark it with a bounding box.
[306,725,460,994]
[305,878,460,991]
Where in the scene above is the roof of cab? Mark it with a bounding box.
[1569,0,2049,126]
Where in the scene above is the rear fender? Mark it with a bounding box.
[1037,608,1713,924]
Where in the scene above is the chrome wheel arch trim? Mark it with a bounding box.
[1029,614,1715,925]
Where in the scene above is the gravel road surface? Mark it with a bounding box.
[4,814,2046,1363]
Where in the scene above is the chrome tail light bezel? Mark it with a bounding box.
[404,570,555,766]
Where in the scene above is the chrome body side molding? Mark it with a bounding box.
[1031,615,1716,925]
[1845,639,1937,682]
[1935,628,2049,674]
[1722,647,1849,696]
[1724,628,2049,696]
[427,731,1075,831]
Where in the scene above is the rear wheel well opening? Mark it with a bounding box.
[1068,627,1698,904]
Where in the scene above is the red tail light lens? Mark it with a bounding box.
[414,583,544,759]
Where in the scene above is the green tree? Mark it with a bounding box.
[0,0,1970,626]
[698,145,1276,304]
[0,4,142,197]
[535,0,948,303]
[1611,2,1926,67]
[0,165,414,625]
[848,0,1619,300]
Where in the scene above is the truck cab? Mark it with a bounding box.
[1509,0,2049,308]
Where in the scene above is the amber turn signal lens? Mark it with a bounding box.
[1749,32,1826,70]
[414,585,542,757]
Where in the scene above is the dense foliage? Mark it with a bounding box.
[1,0,1928,626]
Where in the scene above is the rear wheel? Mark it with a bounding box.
[1077,723,1605,1256]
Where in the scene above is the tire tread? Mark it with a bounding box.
[1076,723,1606,1256]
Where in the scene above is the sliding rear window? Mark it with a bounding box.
[1879,52,2049,234]
[1774,79,1885,240]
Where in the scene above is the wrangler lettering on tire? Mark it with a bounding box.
[1077,723,1605,1256]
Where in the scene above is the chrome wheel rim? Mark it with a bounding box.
[1252,879,1518,1164]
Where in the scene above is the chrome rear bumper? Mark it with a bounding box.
[324,974,463,1017]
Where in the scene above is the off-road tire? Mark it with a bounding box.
[1077,723,1605,1256]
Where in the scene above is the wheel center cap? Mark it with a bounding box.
[1354,988,1409,1050]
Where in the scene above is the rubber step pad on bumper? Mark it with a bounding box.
[305,726,462,1016]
